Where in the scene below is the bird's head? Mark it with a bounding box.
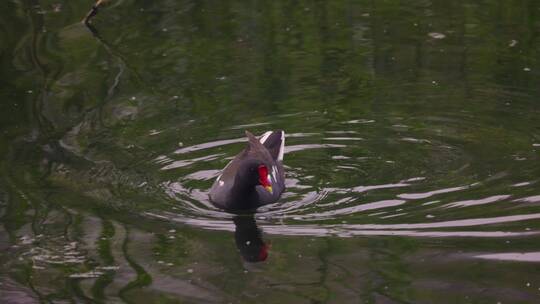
[239,131,275,194]
[240,160,273,194]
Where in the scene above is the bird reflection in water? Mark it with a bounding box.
[232,215,269,263]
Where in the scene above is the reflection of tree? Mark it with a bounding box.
[1,1,540,302]
[363,237,416,302]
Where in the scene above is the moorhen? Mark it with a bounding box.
[209,130,285,211]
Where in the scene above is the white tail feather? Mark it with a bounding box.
[278,131,285,161]
[259,131,272,144]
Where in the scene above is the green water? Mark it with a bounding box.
[1,1,540,303]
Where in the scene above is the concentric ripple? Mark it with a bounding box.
[146,113,540,238]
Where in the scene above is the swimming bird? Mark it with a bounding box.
[209,130,285,211]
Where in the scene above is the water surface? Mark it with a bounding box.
[1,1,540,303]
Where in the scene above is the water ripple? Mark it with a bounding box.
[475,252,540,262]
[444,195,511,208]
[145,121,540,239]
[145,211,540,238]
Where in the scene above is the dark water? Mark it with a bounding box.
[1,1,540,303]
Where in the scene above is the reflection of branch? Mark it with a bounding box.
[84,22,125,100]
[119,226,152,300]
[82,21,125,127]
[82,0,109,25]
[82,15,151,128]
[84,21,100,37]
[83,16,150,103]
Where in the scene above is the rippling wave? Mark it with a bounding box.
[144,117,540,239]
[3,0,540,302]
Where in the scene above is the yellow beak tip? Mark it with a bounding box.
[265,186,273,193]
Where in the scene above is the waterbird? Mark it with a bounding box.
[209,130,285,211]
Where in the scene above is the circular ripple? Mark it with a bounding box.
[146,112,540,238]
